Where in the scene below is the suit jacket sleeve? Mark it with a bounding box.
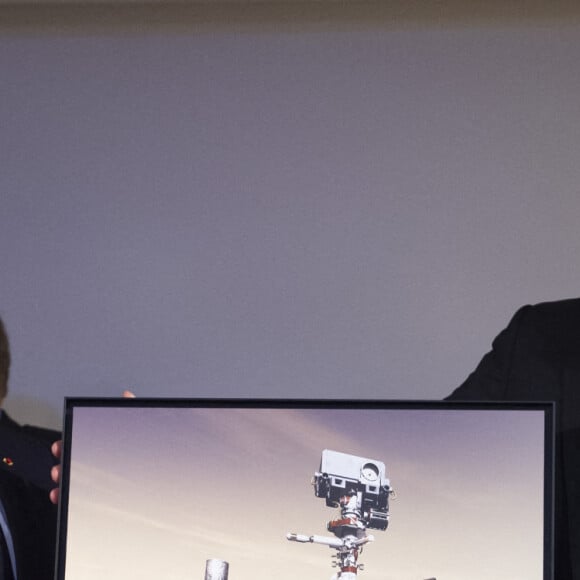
[446,304,532,401]
[445,300,579,579]
[0,469,57,580]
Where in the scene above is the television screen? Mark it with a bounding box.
[55,399,554,580]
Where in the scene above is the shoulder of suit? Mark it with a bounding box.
[2,412,61,443]
[526,297,580,323]
[21,424,61,443]
[529,297,580,313]
[518,297,580,349]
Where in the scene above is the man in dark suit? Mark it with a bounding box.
[0,317,59,580]
[448,298,580,580]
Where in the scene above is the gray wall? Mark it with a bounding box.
[2,3,580,429]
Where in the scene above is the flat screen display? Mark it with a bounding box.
[55,399,554,580]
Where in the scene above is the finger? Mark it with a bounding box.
[122,390,136,398]
[51,464,60,484]
[51,440,62,459]
[49,487,59,505]
[50,441,62,504]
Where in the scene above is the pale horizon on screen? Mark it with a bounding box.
[62,405,546,580]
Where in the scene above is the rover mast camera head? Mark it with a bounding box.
[313,449,391,530]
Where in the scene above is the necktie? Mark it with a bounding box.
[0,501,16,580]
[0,529,7,580]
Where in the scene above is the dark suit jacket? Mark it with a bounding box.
[448,298,580,580]
[0,412,59,580]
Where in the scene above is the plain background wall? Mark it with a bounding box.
[2,2,580,430]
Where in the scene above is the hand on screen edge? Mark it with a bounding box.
[49,389,136,504]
